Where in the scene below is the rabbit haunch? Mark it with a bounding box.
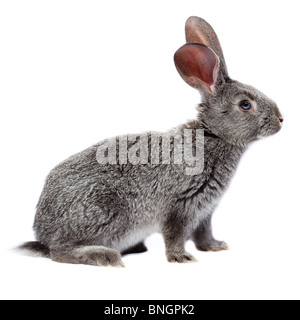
[19,16,283,267]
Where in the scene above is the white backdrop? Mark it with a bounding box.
[1,0,299,300]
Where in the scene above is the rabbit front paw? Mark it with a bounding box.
[196,240,229,252]
[167,251,197,263]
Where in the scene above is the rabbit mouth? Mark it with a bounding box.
[257,118,282,139]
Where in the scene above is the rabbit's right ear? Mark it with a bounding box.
[174,43,220,94]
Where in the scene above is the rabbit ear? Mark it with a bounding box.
[174,43,220,94]
[185,16,229,78]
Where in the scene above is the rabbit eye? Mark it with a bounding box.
[239,100,252,111]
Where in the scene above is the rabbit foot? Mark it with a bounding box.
[50,246,125,267]
[167,251,197,263]
[88,248,125,267]
[196,240,229,252]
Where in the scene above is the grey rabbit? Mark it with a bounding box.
[20,17,283,267]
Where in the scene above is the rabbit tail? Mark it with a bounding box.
[18,241,50,258]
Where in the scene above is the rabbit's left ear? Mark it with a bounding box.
[174,43,219,94]
[185,16,229,79]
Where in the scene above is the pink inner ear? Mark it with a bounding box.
[174,44,219,92]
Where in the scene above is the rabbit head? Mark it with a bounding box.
[174,17,283,145]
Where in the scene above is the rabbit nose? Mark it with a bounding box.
[273,105,283,123]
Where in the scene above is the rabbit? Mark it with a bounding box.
[20,16,283,267]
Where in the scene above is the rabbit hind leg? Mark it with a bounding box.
[50,245,125,267]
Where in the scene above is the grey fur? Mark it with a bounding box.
[20,17,283,267]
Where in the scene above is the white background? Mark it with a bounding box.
[1,0,299,300]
